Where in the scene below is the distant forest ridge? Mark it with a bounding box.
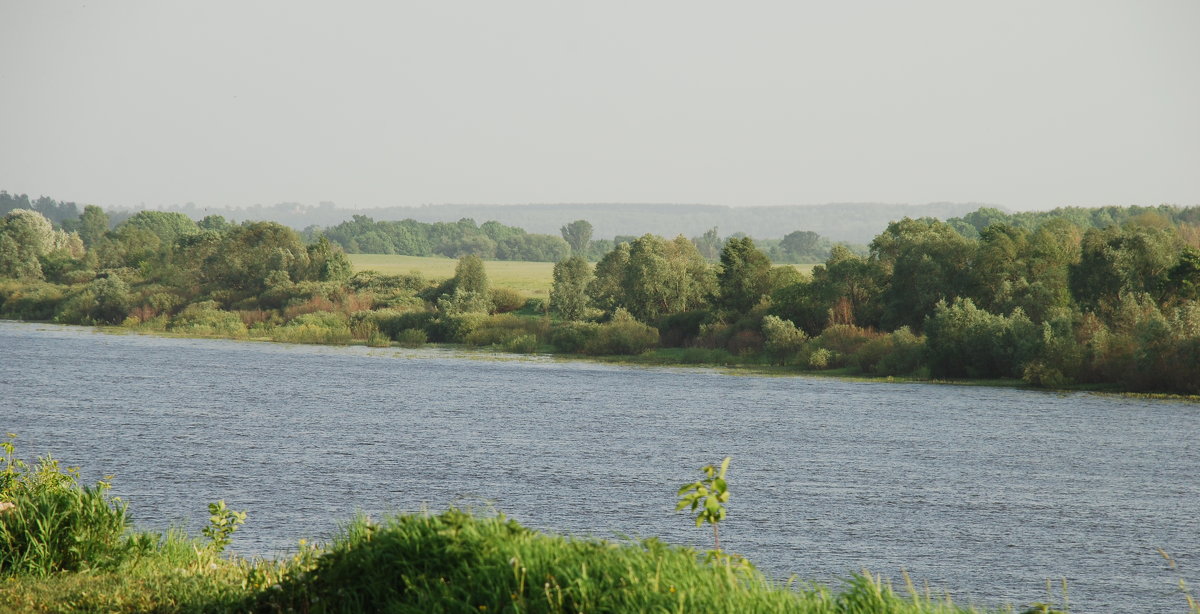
[161,201,988,243]
[0,194,985,243]
[4,190,1199,249]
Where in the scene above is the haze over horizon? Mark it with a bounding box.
[2,2,1198,213]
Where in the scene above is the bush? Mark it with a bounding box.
[395,328,427,347]
[873,327,927,376]
[502,334,539,354]
[261,510,809,614]
[583,308,659,355]
[1,438,134,576]
[488,287,527,314]
[432,312,488,343]
[924,298,1041,378]
[168,301,249,338]
[272,311,351,345]
[656,310,711,348]
[808,347,833,369]
[761,315,807,365]
[851,326,926,376]
[550,321,600,353]
[0,281,68,321]
[464,314,549,347]
[369,309,437,341]
[0,485,133,576]
[813,324,880,357]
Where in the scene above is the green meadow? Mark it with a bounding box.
[349,253,817,300]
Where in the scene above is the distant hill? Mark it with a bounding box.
[158,201,991,243]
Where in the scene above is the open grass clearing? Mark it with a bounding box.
[349,254,555,297]
[349,254,819,300]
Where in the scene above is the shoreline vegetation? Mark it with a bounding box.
[0,438,1104,614]
[2,198,1200,396]
[7,318,1199,404]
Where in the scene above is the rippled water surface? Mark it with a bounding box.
[2,321,1197,611]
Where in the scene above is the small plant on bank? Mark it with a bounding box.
[202,499,247,553]
[676,456,731,552]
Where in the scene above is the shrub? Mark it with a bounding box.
[488,287,527,314]
[0,281,68,320]
[873,327,926,376]
[761,315,807,365]
[1,438,134,576]
[464,314,549,347]
[550,321,600,353]
[583,308,659,355]
[168,301,249,338]
[502,334,539,354]
[808,347,833,369]
[432,312,488,343]
[272,312,351,345]
[369,309,437,341]
[813,324,880,357]
[924,298,1041,378]
[395,328,427,347]
[656,310,710,348]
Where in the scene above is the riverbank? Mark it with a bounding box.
[63,319,1200,403]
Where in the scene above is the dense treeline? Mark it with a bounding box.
[313,215,848,264]
[946,204,1200,239]
[310,215,573,262]
[2,197,1198,394]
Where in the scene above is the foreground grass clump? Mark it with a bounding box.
[1,503,985,614]
[0,437,1021,613]
[255,510,979,614]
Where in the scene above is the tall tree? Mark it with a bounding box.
[617,234,714,321]
[453,253,488,296]
[77,205,110,248]
[550,255,592,321]
[560,219,593,256]
[715,237,772,315]
[871,217,977,331]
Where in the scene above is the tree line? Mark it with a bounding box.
[2,196,1198,394]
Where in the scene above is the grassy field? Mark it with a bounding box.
[349,254,556,297]
[349,254,818,299]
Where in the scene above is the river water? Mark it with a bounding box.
[1,320,1196,611]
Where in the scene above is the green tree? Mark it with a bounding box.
[761,315,807,365]
[550,255,592,321]
[453,253,488,296]
[924,298,1041,378]
[715,237,772,315]
[560,220,593,256]
[76,205,110,248]
[871,217,977,331]
[770,245,884,334]
[779,230,828,262]
[692,227,722,261]
[116,210,199,244]
[438,254,491,314]
[587,242,631,314]
[0,209,78,280]
[618,235,715,322]
[1069,225,1182,311]
[198,214,232,232]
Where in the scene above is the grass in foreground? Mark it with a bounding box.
[1,508,992,614]
[0,439,1009,614]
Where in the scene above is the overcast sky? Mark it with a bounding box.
[2,1,1197,211]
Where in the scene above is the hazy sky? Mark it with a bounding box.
[2,1,1198,211]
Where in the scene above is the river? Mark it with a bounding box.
[1,320,1196,611]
